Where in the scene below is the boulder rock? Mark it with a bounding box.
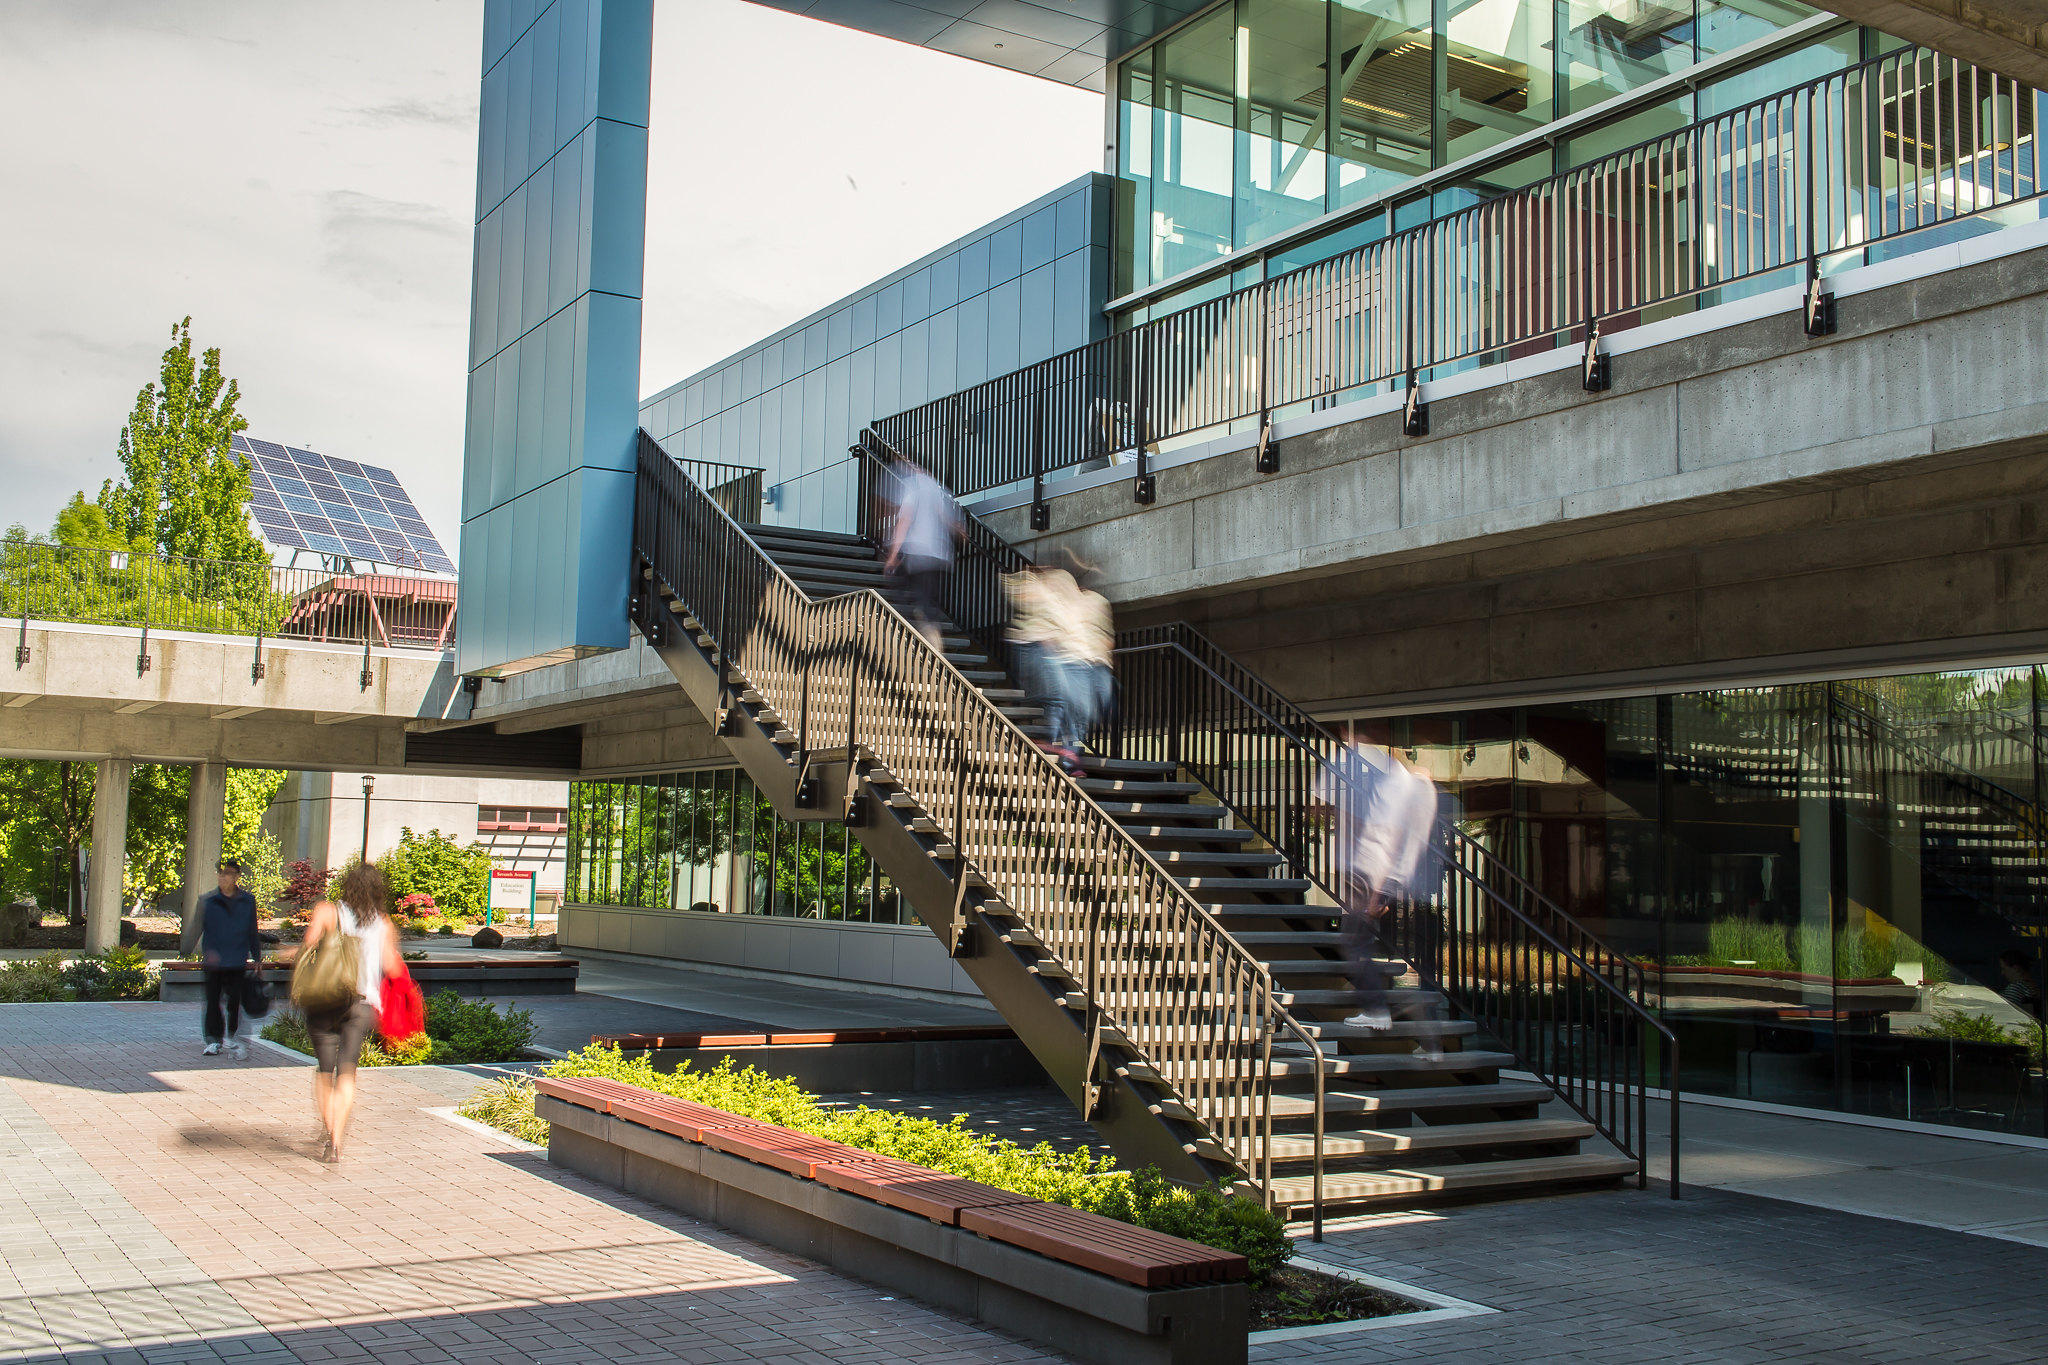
[0,899,37,948]
[471,926,505,949]
[536,933,558,951]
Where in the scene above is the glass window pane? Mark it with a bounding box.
[1239,0,1332,248]
[1150,5,1239,283]
[1330,0,1434,209]
[1561,0,1696,116]
[1443,0,1554,163]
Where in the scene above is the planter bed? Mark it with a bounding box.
[158,956,579,1003]
[535,1076,1248,1365]
[594,1025,1049,1092]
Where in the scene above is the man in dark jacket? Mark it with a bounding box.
[198,859,264,1059]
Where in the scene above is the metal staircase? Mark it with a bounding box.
[630,428,1663,1229]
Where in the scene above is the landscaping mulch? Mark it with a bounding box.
[1249,1264,1415,1330]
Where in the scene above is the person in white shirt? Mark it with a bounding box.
[1328,743,1440,1031]
[883,455,962,648]
[300,862,403,1162]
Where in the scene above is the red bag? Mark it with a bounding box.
[378,967,425,1042]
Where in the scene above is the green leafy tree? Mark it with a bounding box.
[0,761,94,920]
[51,494,128,551]
[116,765,287,909]
[99,317,263,564]
[380,828,496,920]
[236,830,287,911]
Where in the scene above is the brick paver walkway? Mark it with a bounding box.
[1258,1187,2048,1364]
[0,1003,1063,1364]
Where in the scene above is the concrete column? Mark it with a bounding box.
[85,759,131,954]
[179,762,228,956]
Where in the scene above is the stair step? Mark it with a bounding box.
[1265,1153,1638,1208]
[1079,778,1205,798]
[1272,1081,1554,1118]
[1121,1051,1510,1084]
[757,546,883,572]
[1210,905,1341,920]
[1127,826,1257,847]
[1233,932,1349,947]
[1076,755,1180,780]
[1144,850,1289,868]
[1273,991,1441,1012]
[1242,1118,1597,1163]
[741,523,870,548]
[1094,802,1228,821]
[1169,876,1311,894]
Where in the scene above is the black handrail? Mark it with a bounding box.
[1108,621,1682,1195]
[635,431,1333,1224]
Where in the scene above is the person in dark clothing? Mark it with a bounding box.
[198,859,264,1059]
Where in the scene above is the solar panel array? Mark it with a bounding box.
[233,435,454,575]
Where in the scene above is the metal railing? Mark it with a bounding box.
[874,45,2042,503]
[852,429,1029,678]
[1107,621,1681,1194]
[633,432,1330,1220]
[675,457,766,524]
[1,540,457,654]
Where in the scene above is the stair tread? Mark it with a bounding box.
[1263,1153,1638,1203]
[1242,1118,1597,1161]
[1272,1081,1555,1116]
[741,524,869,547]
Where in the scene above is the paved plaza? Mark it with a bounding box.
[5,998,2047,1364]
[0,1003,1057,1365]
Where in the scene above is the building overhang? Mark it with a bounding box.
[742,0,1216,90]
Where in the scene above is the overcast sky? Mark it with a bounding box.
[0,0,1102,552]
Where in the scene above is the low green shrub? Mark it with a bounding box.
[487,1046,1293,1282]
[0,947,157,1002]
[457,1075,552,1145]
[258,991,534,1066]
[423,990,536,1063]
[0,952,70,1002]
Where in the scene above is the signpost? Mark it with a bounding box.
[487,868,536,927]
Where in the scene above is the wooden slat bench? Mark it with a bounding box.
[535,1078,1248,1365]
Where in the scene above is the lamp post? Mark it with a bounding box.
[360,775,375,864]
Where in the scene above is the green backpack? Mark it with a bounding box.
[291,926,361,1014]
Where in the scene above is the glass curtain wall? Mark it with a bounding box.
[1348,664,2048,1137]
[1116,0,1830,296]
[566,768,903,924]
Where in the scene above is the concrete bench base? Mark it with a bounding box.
[538,1095,1246,1365]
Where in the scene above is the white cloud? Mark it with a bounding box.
[0,0,1102,552]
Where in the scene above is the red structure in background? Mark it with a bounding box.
[279,572,457,650]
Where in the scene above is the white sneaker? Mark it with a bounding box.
[202,1042,221,1056]
[1343,1009,1393,1032]
[229,1040,248,1061]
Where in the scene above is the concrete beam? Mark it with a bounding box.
[86,759,130,954]
[1819,0,2048,88]
[0,623,465,725]
[180,762,226,957]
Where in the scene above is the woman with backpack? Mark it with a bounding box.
[293,862,403,1162]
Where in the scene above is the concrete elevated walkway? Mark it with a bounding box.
[980,220,2048,715]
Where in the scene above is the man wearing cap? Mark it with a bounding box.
[198,859,264,1059]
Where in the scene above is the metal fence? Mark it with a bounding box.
[874,46,2042,503]
[1,540,457,653]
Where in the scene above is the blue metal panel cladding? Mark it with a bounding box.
[459,0,652,677]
